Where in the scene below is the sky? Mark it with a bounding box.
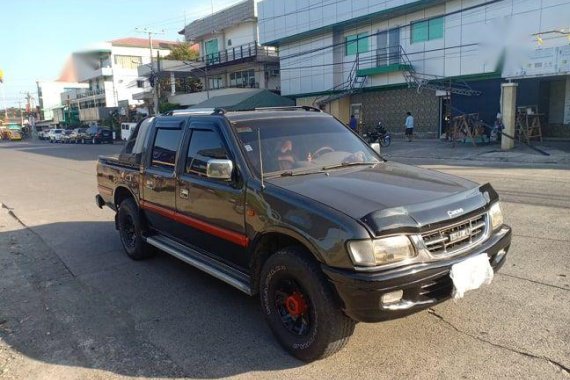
[0,0,240,108]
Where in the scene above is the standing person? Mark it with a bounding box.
[404,112,414,142]
[349,114,357,131]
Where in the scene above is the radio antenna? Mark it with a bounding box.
[257,128,265,189]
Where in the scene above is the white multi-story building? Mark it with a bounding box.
[172,0,280,106]
[36,80,88,122]
[62,38,176,122]
[259,0,570,137]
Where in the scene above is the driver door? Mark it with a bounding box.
[174,119,248,270]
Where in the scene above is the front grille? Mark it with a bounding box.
[421,214,487,256]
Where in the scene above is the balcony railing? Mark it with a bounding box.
[356,45,413,77]
[196,41,278,67]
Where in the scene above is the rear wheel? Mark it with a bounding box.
[260,247,355,362]
[117,198,155,260]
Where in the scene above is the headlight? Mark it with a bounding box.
[489,202,503,230]
[347,235,416,267]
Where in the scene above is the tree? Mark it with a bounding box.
[164,43,199,61]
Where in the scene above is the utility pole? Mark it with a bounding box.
[135,27,165,115]
[18,101,24,126]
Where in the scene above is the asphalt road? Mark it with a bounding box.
[0,139,568,379]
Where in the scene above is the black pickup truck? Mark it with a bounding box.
[96,107,511,361]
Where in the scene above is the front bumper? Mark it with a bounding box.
[323,225,512,323]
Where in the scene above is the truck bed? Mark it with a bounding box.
[96,154,141,209]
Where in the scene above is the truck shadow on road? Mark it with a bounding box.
[0,140,123,162]
[0,220,302,377]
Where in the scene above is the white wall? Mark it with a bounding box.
[258,0,437,45]
[267,0,570,96]
[224,21,257,48]
[37,81,89,120]
[110,45,172,107]
[280,32,335,95]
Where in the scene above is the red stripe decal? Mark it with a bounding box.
[140,200,249,248]
[98,185,113,196]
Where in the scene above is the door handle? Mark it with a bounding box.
[145,179,154,189]
[180,188,189,199]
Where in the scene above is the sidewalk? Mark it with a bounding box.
[382,138,570,166]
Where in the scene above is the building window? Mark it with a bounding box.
[229,69,256,88]
[114,55,142,69]
[411,16,444,43]
[345,32,369,56]
[208,77,223,89]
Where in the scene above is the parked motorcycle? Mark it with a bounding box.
[362,121,392,147]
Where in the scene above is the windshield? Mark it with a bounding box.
[232,116,380,177]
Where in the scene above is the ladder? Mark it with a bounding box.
[315,54,368,106]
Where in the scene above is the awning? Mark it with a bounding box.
[189,89,294,111]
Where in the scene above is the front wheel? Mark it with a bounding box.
[380,135,391,147]
[260,247,355,362]
[117,198,156,260]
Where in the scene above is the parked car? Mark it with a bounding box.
[95,107,511,362]
[48,129,64,143]
[120,122,137,141]
[61,130,74,143]
[7,125,23,141]
[83,126,113,144]
[38,128,51,140]
[69,127,87,143]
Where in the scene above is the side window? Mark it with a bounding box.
[151,128,182,170]
[185,129,228,177]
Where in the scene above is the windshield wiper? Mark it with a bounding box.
[279,169,328,177]
[321,161,379,171]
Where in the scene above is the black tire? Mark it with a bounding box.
[117,198,155,260]
[260,247,355,362]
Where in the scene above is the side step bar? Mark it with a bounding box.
[146,235,252,295]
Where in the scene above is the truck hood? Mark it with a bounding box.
[267,162,494,234]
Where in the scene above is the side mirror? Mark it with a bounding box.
[206,159,233,180]
[370,142,381,154]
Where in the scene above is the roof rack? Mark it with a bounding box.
[162,108,215,116]
[254,106,322,112]
[212,107,226,115]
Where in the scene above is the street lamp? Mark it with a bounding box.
[182,61,210,99]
